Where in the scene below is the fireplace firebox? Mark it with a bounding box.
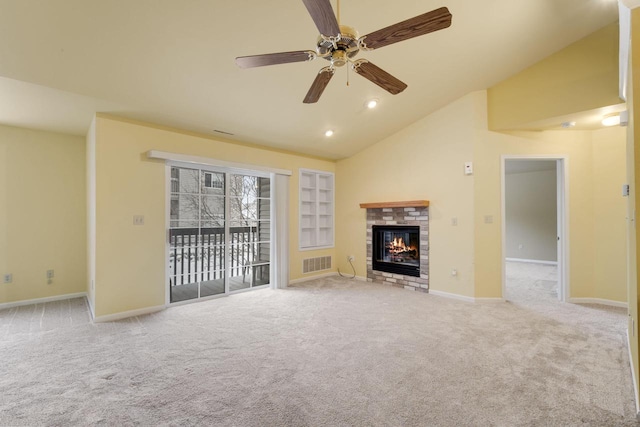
[372,225,420,277]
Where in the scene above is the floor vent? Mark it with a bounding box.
[303,256,332,274]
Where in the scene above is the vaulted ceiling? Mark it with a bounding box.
[0,0,619,159]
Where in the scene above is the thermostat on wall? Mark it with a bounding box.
[464,162,473,175]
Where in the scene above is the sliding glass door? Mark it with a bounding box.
[168,165,271,303]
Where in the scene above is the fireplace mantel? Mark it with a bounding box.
[360,200,429,209]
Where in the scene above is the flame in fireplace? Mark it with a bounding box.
[387,236,417,255]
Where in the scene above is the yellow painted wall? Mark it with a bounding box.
[593,127,628,303]
[0,124,86,304]
[336,94,477,298]
[336,91,627,302]
[92,115,335,317]
[474,124,627,300]
[488,22,620,130]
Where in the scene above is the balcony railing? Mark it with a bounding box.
[169,226,269,287]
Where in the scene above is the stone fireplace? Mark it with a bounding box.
[361,201,429,292]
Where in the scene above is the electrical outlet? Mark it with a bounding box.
[133,215,145,225]
[451,269,458,277]
[46,270,54,279]
[3,274,12,284]
[347,255,354,262]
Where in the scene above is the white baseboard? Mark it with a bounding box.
[428,289,475,303]
[92,304,166,323]
[475,297,506,303]
[568,298,627,308]
[0,292,87,311]
[505,258,558,265]
[336,273,367,281]
[628,329,640,417]
[289,272,338,285]
[428,290,504,303]
[289,272,369,285]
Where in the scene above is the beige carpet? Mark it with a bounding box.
[0,265,637,426]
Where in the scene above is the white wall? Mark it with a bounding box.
[505,165,557,262]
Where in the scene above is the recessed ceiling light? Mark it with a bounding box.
[602,114,620,127]
[366,99,378,109]
[325,129,334,137]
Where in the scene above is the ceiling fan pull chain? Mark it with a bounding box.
[347,60,350,86]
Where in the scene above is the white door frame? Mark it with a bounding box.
[500,155,569,302]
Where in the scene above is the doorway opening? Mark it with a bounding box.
[501,156,568,303]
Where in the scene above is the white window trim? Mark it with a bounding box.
[148,150,292,176]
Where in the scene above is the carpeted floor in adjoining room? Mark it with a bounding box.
[0,266,637,426]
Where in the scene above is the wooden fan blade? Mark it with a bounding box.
[235,51,314,69]
[353,61,407,95]
[301,0,340,38]
[303,67,335,103]
[361,7,452,50]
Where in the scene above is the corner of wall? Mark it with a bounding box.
[86,116,97,318]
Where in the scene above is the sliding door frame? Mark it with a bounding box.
[164,161,274,306]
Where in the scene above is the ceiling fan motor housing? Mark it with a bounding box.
[317,25,360,67]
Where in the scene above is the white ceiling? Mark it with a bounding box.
[0,0,619,160]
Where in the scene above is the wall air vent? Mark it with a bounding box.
[303,256,332,274]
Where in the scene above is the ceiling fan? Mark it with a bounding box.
[235,0,452,104]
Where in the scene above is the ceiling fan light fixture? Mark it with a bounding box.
[325,129,334,137]
[366,99,378,109]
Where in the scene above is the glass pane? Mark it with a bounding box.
[255,242,270,262]
[201,171,225,195]
[200,277,225,297]
[229,197,257,222]
[228,243,253,271]
[170,280,198,303]
[201,196,225,226]
[170,220,199,229]
[172,168,200,194]
[257,177,271,198]
[229,219,257,228]
[257,199,270,221]
[169,243,199,303]
[251,263,270,287]
[173,194,200,222]
[229,174,266,222]
[229,175,258,197]
[198,243,225,275]
[256,221,271,243]
[227,243,254,292]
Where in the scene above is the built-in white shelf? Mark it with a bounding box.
[299,169,334,250]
